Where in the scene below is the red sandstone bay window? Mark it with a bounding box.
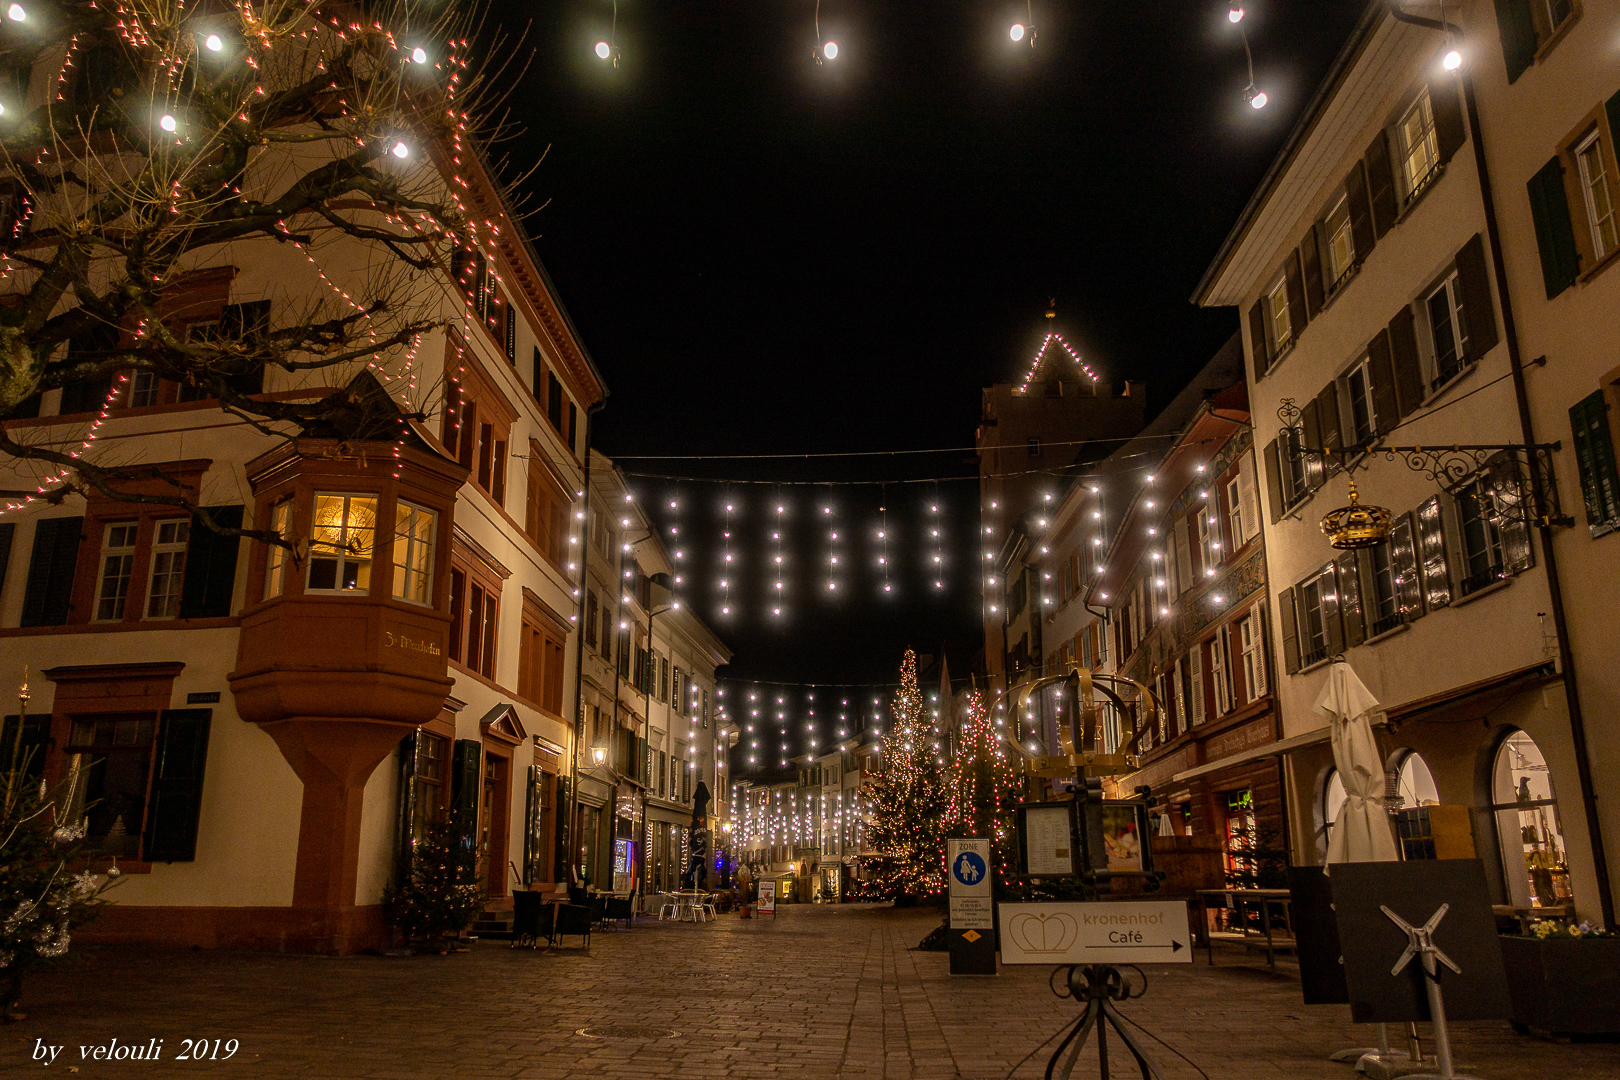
[263,493,438,604]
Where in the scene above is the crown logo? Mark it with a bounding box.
[1320,479,1393,550]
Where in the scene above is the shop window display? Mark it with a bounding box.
[1488,730,1571,908]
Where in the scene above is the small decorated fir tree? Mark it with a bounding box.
[1,700,116,1021]
[860,650,946,904]
[381,811,484,951]
[942,690,1023,889]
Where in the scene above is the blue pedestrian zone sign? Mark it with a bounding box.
[953,850,987,887]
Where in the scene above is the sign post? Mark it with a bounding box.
[996,901,1191,966]
[947,838,997,975]
[756,878,777,918]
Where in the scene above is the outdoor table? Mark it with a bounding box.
[1193,888,1295,967]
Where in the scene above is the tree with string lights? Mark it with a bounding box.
[0,0,511,539]
[857,649,945,904]
[942,688,1022,890]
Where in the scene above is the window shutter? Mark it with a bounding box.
[0,521,13,596]
[1527,156,1581,299]
[1278,586,1300,675]
[1454,234,1499,360]
[1345,158,1378,258]
[1250,606,1268,697]
[1609,90,1620,159]
[395,731,419,870]
[451,739,481,852]
[1320,565,1345,658]
[1387,306,1425,418]
[1415,496,1452,610]
[1336,551,1365,648]
[1248,301,1270,376]
[1189,646,1205,725]
[1492,0,1538,84]
[1366,328,1401,435]
[1263,439,1285,522]
[1364,132,1399,240]
[1301,397,1322,471]
[1488,455,1535,574]
[179,505,244,619]
[1390,513,1424,617]
[21,516,82,627]
[524,765,547,884]
[144,709,212,862]
[1237,453,1261,542]
[532,346,545,400]
[1569,391,1620,534]
[1314,383,1342,460]
[1430,78,1466,166]
[1300,232,1325,317]
[220,301,271,395]
[1284,249,1309,333]
[1174,517,1194,593]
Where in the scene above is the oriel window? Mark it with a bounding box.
[307,493,377,593]
[392,501,436,605]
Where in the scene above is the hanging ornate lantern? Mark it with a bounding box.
[1320,479,1393,549]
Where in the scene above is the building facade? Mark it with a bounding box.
[1194,0,1616,922]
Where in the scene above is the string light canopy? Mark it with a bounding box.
[1010,0,1037,46]
[813,0,838,64]
[1230,5,1268,109]
[595,0,621,66]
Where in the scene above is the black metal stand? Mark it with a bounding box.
[1045,965,1165,1080]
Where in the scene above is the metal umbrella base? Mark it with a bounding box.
[1045,966,1165,1080]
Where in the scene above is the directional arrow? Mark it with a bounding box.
[1090,941,1185,952]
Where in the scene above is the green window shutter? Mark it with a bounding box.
[1345,158,1378,260]
[1248,301,1270,376]
[451,739,481,853]
[1387,306,1425,418]
[1278,586,1300,675]
[179,505,244,619]
[1454,234,1499,360]
[1493,0,1538,84]
[1263,439,1285,523]
[1527,156,1581,298]
[395,731,419,872]
[1320,564,1345,658]
[1366,328,1401,434]
[1284,249,1309,333]
[1415,496,1452,610]
[1314,383,1342,459]
[21,516,82,627]
[1364,132,1398,240]
[1430,78,1467,166]
[1300,232,1325,318]
[1390,513,1425,617]
[0,522,13,597]
[1570,390,1620,535]
[144,709,213,862]
[523,764,544,884]
[1337,551,1366,648]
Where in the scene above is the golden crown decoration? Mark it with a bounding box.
[1320,479,1393,549]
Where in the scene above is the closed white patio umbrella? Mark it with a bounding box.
[1317,659,1398,865]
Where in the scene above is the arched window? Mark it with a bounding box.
[1389,750,1441,859]
[1393,750,1439,808]
[1488,730,1572,908]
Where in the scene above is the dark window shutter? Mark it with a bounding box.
[1314,383,1342,459]
[1387,306,1425,418]
[220,300,271,395]
[1608,90,1620,159]
[523,764,542,884]
[9,390,41,419]
[1337,551,1366,648]
[1489,455,1535,575]
[179,505,244,619]
[1527,156,1581,299]
[1430,78,1467,166]
[568,402,579,453]
[1453,234,1499,361]
[1320,565,1345,658]
[1284,249,1309,333]
[1415,496,1452,610]
[548,374,564,432]
[395,731,419,871]
[1345,158,1378,259]
[1248,301,1271,376]
[0,521,13,597]
[1570,391,1620,534]
[451,739,481,853]
[552,772,571,877]
[1278,586,1300,675]
[1391,513,1424,617]
[532,346,545,400]
[1493,0,1538,84]
[1,714,50,782]
[1364,132,1399,240]
[1300,232,1325,317]
[1263,439,1285,523]
[1365,328,1400,436]
[21,516,82,627]
[144,709,212,862]
[1301,397,1322,463]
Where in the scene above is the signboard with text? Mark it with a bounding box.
[947,838,997,975]
[997,901,1191,965]
[757,879,776,914]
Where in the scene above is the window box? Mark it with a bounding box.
[1500,934,1620,1037]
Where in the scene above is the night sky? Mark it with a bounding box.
[487,0,1369,694]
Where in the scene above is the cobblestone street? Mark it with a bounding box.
[8,904,1616,1079]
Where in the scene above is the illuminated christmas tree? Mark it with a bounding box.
[859,650,946,903]
[943,689,1023,887]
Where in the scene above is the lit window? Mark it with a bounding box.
[95,523,138,621]
[265,498,292,598]
[1324,196,1355,286]
[307,493,377,593]
[1345,357,1377,444]
[145,519,190,618]
[1267,277,1292,354]
[1575,130,1618,262]
[392,501,436,605]
[1398,91,1440,199]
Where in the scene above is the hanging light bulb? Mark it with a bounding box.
[6,4,23,21]
[159,114,178,132]
[1245,85,1268,109]
[595,41,611,59]
[205,34,224,52]
[1228,5,1244,22]
[411,46,428,63]
[822,40,839,60]
[391,141,410,158]
[1010,23,1025,41]
[1443,48,1462,70]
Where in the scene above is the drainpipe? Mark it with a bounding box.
[1387,2,1613,924]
